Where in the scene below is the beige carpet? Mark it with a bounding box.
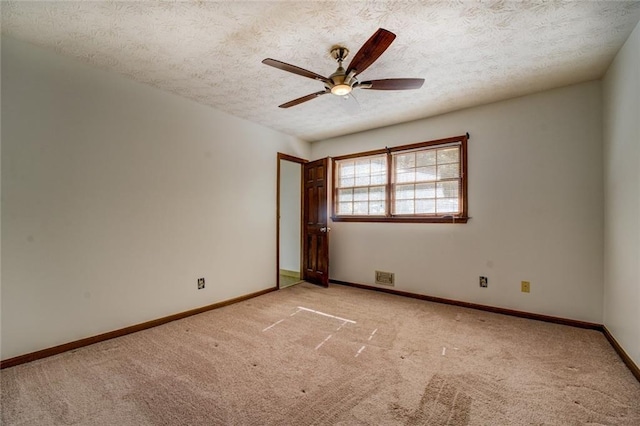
[2,283,639,425]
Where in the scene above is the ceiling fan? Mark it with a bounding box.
[262,28,425,108]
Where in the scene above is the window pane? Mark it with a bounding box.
[437,163,459,179]
[437,147,459,164]
[396,171,415,183]
[369,186,385,201]
[338,202,353,215]
[416,166,437,182]
[354,201,368,214]
[371,171,386,185]
[340,177,355,187]
[354,187,368,201]
[416,199,436,214]
[355,159,370,175]
[371,157,387,184]
[415,183,436,199]
[371,157,386,171]
[437,181,459,198]
[396,153,415,169]
[355,175,370,186]
[417,150,436,166]
[341,161,355,177]
[437,198,459,213]
[395,199,414,214]
[396,184,414,200]
[355,159,371,187]
[370,202,385,214]
[338,188,353,202]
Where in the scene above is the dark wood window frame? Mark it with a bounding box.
[331,134,469,224]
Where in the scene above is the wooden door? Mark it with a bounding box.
[302,158,329,287]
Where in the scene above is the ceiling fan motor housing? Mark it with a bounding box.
[328,47,357,95]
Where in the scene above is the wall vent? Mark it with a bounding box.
[375,271,395,286]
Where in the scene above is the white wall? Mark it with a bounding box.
[603,21,640,367]
[279,160,301,272]
[311,81,604,323]
[1,37,310,360]
[0,38,3,359]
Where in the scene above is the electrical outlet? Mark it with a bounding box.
[521,281,530,293]
[197,278,205,290]
[479,276,488,288]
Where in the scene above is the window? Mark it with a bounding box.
[335,155,387,216]
[332,135,468,223]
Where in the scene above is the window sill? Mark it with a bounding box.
[331,216,470,224]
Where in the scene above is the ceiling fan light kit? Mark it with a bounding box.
[262,28,425,108]
[331,84,352,96]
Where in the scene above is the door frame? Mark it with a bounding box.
[276,153,307,289]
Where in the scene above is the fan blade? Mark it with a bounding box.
[278,90,329,108]
[359,78,425,90]
[262,58,330,84]
[346,28,396,76]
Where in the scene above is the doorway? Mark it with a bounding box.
[277,154,305,288]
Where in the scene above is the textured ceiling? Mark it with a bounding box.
[2,1,640,141]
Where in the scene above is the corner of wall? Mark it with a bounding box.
[602,20,640,367]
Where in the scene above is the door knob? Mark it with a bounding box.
[320,227,331,232]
